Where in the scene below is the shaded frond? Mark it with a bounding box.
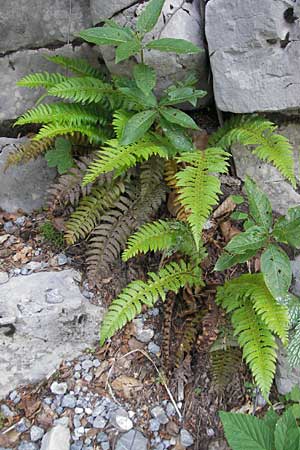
[64,179,125,244]
[176,148,230,248]
[100,261,199,344]
[48,77,113,104]
[45,55,106,79]
[176,312,203,367]
[211,347,241,391]
[17,72,68,89]
[4,137,54,169]
[34,124,110,145]
[288,323,300,368]
[15,103,110,127]
[210,115,296,187]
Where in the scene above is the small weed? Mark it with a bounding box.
[39,221,65,249]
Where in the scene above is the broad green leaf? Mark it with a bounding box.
[231,195,245,205]
[286,386,300,402]
[159,117,193,151]
[230,211,249,221]
[273,207,300,249]
[146,37,202,54]
[261,244,292,301]
[136,0,165,33]
[244,219,256,230]
[274,408,300,450]
[160,86,206,107]
[133,63,156,95]
[225,226,267,255]
[121,110,157,145]
[159,107,199,130]
[79,26,132,46]
[118,86,157,108]
[115,39,142,63]
[244,177,273,229]
[45,137,73,174]
[220,412,274,450]
[291,404,300,419]
[215,249,258,271]
[263,409,279,433]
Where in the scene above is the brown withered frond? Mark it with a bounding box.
[4,136,54,170]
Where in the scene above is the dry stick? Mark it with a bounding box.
[107,349,183,421]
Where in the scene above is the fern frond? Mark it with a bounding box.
[122,219,192,261]
[48,77,113,104]
[100,261,199,344]
[288,323,300,368]
[176,148,230,248]
[33,124,110,145]
[112,110,133,140]
[211,347,241,390]
[65,180,125,244]
[82,137,169,185]
[15,103,110,127]
[210,116,296,187]
[17,72,68,89]
[176,312,203,367]
[4,137,54,169]
[45,55,105,79]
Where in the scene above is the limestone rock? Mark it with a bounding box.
[90,0,138,24]
[0,0,92,53]
[99,0,210,106]
[206,0,300,113]
[231,123,300,215]
[41,424,70,450]
[115,429,148,450]
[0,44,102,122]
[0,269,103,398]
[0,137,56,213]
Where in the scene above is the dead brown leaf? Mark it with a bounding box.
[111,375,142,399]
[219,221,240,243]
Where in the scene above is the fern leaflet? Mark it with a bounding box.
[45,55,105,79]
[17,72,68,89]
[34,124,110,145]
[48,77,113,104]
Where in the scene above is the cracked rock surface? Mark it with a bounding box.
[206,0,300,113]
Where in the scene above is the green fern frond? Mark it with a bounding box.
[17,72,68,89]
[112,110,133,140]
[176,148,230,248]
[82,137,169,185]
[100,260,199,344]
[15,103,110,127]
[48,77,113,104]
[65,180,125,244]
[45,55,105,79]
[33,124,110,145]
[210,116,296,187]
[122,219,192,261]
[4,137,54,169]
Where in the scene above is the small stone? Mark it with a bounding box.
[41,424,71,450]
[82,290,92,299]
[74,372,81,380]
[74,426,85,438]
[84,374,93,382]
[135,328,154,343]
[26,261,42,271]
[150,406,169,425]
[149,418,160,432]
[166,402,176,417]
[115,429,148,450]
[0,404,14,417]
[50,381,68,395]
[54,417,70,427]
[256,393,267,407]
[16,418,31,432]
[18,443,38,450]
[73,415,82,428]
[75,407,84,414]
[44,397,53,406]
[97,432,109,443]
[110,408,133,432]
[4,221,14,233]
[21,267,29,275]
[57,253,68,266]
[93,359,100,368]
[71,442,83,450]
[74,364,81,371]
[31,425,45,441]
[101,443,110,450]
[148,342,161,355]
[180,429,194,447]
[85,407,92,415]
[82,360,93,370]
[148,308,160,317]
[207,428,215,437]
[45,288,64,304]
[61,394,76,409]
[93,415,107,429]
[15,216,26,226]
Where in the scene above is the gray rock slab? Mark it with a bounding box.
[40,424,70,450]
[232,123,300,215]
[206,0,300,113]
[99,0,210,107]
[0,44,102,122]
[0,0,92,53]
[0,269,103,398]
[0,137,56,213]
[276,344,300,395]
[90,0,138,24]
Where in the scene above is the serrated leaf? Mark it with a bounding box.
[263,409,279,433]
[225,226,267,254]
[220,412,274,450]
[159,107,199,130]
[160,86,206,107]
[230,211,249,220]
[118,86,157,108]
[244,177,273,229]
[261,244,292,301]
[231,195,245,205]
[273,207,300,249]
[215,249,258,271]
[133,63,156,95]
[79,26,132,46]
[121,110,157,145]
[146,37,202,54]
[136,0,165,33]
[159,117,193,151]
[45,137,73,174]
[274,408,300,450]
[115,39,142,63]
[286,386,300,402]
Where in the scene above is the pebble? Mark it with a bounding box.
[149,418,161,432]
[73,415,82,428]
[97,432,109,443]
[110,409,133,432]
[4,221,15,233]
[115,429,148,450]
[30,425,45,441]
[75,407,84,414]
[150,406,169,425]
[26,261,42,271]
[57,253,68,266]
[9,390,21,404]
[180,429,194,447]
[153,445,164,450]
[135,328,154,343]
[0,404,15,417]
[15,216,26,226]
[93,359,100,368]
[82,360,93,370]
[62,394,77,408]
[16,418,31,433]
[166,402,176,417]
[50,381,68,395]
[101,443,110,450]
[207,427,215,437]
[21,267,29,275]
[74,363,81,371]
[84,374,93,382]
[18,443,38,450]
[148,342,161,354]
[93,416,107,429]
[71,443,83,450]
[148,308,160,317]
